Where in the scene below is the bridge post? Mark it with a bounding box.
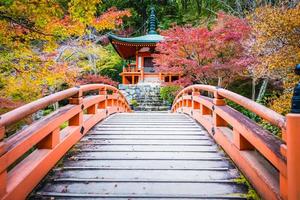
[213,90,227,126]
[87,90,98,114]
[87,104,97,114]
[286,114,300,200]
[0,127,5,156]
[116,95,120,112]
[182,92,187,107]
[192,90,200,110]
[112,90,118,108]
[98,87,108,114]
[0,127,7,198]
[233,129,254,150]
[286,64,300,200]
[287,64,300,200]
[69,89,83,126]
[200,104,211,115]
[37,128,60,149]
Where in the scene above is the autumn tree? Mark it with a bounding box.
[0,1,130,107]
[153,12,250,87]
[76,74,118,88]
[245,4,300,113]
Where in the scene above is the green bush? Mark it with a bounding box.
[226,100,281,136]
[160,85,181,105]
[130,99,138,107]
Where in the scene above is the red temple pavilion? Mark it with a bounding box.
[108,7,180,85]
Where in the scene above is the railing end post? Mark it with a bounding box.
[286,63,300,200]
[286,113,300,200]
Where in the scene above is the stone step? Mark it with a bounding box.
[135,104,169,107]
[135,100,166,103]
[134,107,170,111]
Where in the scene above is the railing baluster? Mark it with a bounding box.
[37,128,60,149]
[69,90,83,126]
[212,90,227,127]
[192,91,200,110]
[233,129,254,150]
[87,104,97,114]
[200,104,211,115]
[213,113,227,127]
[99,87,108,112]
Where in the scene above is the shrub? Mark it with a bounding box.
[130,99,138,107]
[160,85,182,105]
[76,74,118,87]
[226,100,281,136]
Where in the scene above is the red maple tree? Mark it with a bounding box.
[154,12,251,87]
[76,74,118,87]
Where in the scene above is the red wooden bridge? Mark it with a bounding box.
[0,84,299,199]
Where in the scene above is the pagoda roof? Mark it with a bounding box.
[108,33,164,44]
[108,33,164,59]
[108,6,164,59]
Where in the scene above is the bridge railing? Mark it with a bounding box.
[0,84,131,200]
[171,85,291,200]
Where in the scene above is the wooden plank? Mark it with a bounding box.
[32,113,247,199]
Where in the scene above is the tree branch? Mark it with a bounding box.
[0,11,55,37]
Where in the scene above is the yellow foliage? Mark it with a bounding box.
[270,92,293,115]
[0,1,130,104]
[247,5,300,114]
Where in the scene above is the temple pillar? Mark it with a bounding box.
[122,75,125,84]
[141,68,144,81]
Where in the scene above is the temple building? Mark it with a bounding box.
[108,7,180,85]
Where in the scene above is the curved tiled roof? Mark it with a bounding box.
[108,33,164,44]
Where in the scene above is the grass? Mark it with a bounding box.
[60,121,68,130]
[235,175,260,200]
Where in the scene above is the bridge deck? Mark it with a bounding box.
[32,113,247,199]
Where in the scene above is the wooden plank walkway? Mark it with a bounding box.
[32,113,247,199]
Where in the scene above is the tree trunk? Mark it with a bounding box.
[217,76,223,87]
[251,78,256,101]
[256,79,269,103]
[53,102,59,111]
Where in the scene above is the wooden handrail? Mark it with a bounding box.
[172,84,285,131]
[0,84,131,200]
[0,85,129,129]
[171,84,292,200]
[217,88,285,130]
[0,88,78,128]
